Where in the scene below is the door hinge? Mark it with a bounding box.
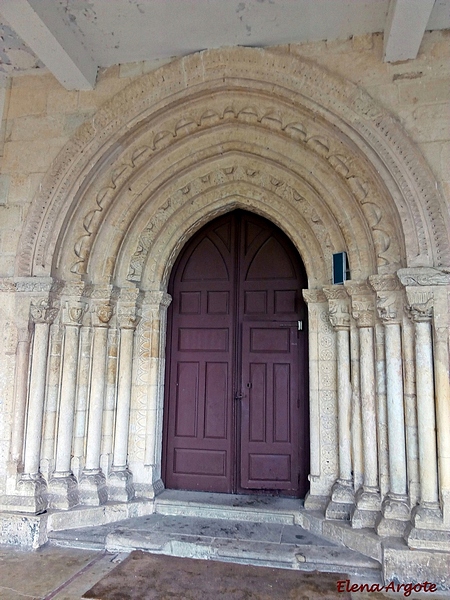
[297,320,303,331]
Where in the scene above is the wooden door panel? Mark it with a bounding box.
[240,321,299,491]
[164,211,308,496]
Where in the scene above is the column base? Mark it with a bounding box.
[79,470,108,506]
[405,504,450,550]
[108,468,135,502]
[303,491,329,512]
[351,486,381,529]
[325,479,354,520]
[375,493,410,537]
[48,473,80,510]
[0,475,48,514]
[405,522,450,551]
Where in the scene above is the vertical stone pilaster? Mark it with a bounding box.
[109,287,140,502]
[48,283,87,510]
[79,290,113,506]
[346,281,381,528]
[303,289,338,510]
[370,275,410,537]
[133,290,172,498]
[323,286,354,520]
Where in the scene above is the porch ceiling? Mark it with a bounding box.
[0,0,449,90]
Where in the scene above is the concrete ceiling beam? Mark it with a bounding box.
[383,0,436,63]
[0,0,97,89]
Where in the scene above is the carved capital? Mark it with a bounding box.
[398,267,450,287]
[61,300,88,326]
[117,307,140,329]
[30,299,59,324]
[376,290,403,324]
[327,300,350,330]
[405,289,434,323]
[91,303,114,327]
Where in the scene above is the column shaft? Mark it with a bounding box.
[336,328,352,481]
[11,335,31,464]
[85,326,108,470]
[113,327,134,469]
[54,324,80,474]
[415,320,439,504]
[23,322,50,475]
[385,323,407,495]
[359,326,378,489]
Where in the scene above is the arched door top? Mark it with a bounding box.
[15,47,450,288]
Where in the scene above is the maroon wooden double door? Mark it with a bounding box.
[163,211,309,497]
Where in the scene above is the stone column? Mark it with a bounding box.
[10,326,31,466]
[398,268,450,549]
[40,323,62,482]
[71,325,92,480]
[134,291,172,497]
[101,326,118,475]
[48,287,87,510]
[433,286,450,527]
[302,289,338,511]
[371,276,410,536]
[323,286,354,520]
[79,298,113,505]
[346,282,381,528]
[108,288,139,502]
[17,299,58,513]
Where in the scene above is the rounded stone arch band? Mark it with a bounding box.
[16,46,450,285]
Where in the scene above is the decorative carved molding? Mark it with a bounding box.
[398,268,450,288]
[140,291,172,308]
[16,48,448,284]
[369,274,402,293]
[303,289,327,304]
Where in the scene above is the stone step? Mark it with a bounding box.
[49,510,381,580]
[154,490,303,525]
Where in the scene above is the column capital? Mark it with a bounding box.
[30,299,59,324]
[61,300,88,326]
[90,302,114,327]
[323,287,350,331]
[376,290,404,325]
[405,288,434,323]
[369,274,402,293]
[302,288,327,304]
[344,281,375,328]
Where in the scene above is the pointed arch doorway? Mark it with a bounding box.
[163,210,309,497]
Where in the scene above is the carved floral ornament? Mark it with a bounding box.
[15,48,449,288]
[30,299,59,324]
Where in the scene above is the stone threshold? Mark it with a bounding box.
[48,491,381,580]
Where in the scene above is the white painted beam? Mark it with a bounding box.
[0,0,97,89]
[383,0,436,63]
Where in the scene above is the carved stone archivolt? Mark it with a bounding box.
[15,48,449,287]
